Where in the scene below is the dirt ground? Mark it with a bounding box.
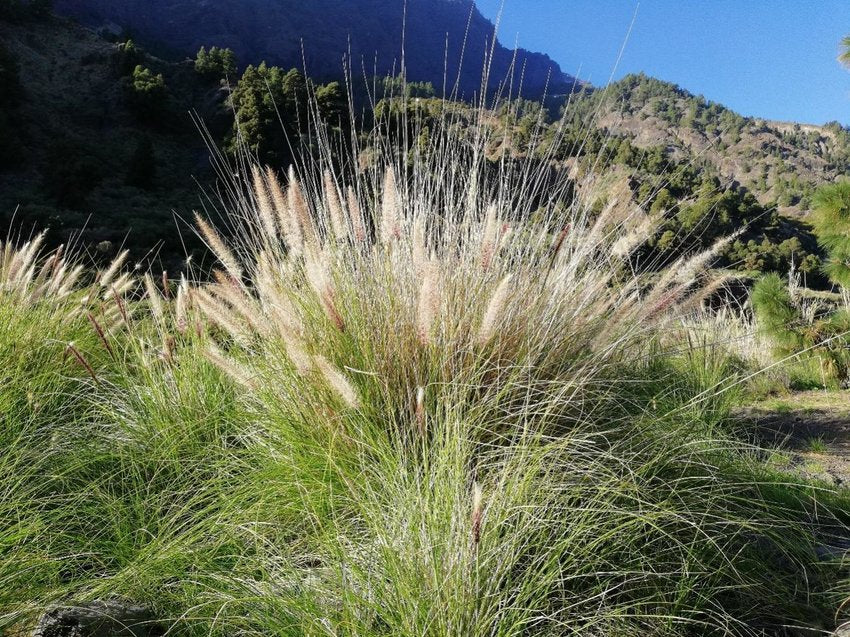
[735,391,850,487]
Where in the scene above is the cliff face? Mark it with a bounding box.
[53,0,576,96]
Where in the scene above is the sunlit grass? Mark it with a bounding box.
[1,84,849,637]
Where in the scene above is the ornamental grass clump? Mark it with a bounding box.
[2,81,849,637]
[168,100,849,635]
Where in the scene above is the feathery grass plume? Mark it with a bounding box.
[193,287,251,345]
[380,167,401,244]
[411,216,427,276]
[98,249,129,289]
[305,249,345,332]
[347,186,367,242]
[144,273,165,326]
[209,275,273,338]
[313,354,359,409]
[86,312,115,360]
[281,330,313,376]
[205,343,255,388]
[471,482,483,546]
[262,284,312,374]
[175,274,189,332]
[82,69,848,637]
[102,271,134,301]
[673,233,738,286]
[110,287,130,326]
[30,254,59,301]
[550,224,571,258]
[65,342,99,385]
[264,293,301,339]
[34,243,61,280]
[266,165,303,256]
[642,237,729,314]
[477,274,514,345]
[415,386,426,436]
[417,258,441,345]
[479,202,500,271]
[677,273,740,314]
[323,170,347,241]
[54,264,84,299]
[252,165,279,243]
[161,270,170,300]
[6,233,44,284]
[498,224,513,251]
[195,211,243,281]
[288,165,317,249]
[0,235,71,303]
[7,234,41,279]
[611,212,656,259]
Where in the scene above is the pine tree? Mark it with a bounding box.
[126,65,168,120]
[281,68,306,130]
[752,183,850,381]
[810,182,850,289]
[117,39,142,75]
[316,81,345,123]
[194,46,210,74]
[195,45,237,80]
[219,48,237,77]
[840,35,850,69]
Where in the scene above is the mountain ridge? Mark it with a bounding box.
[2,9,850,283]
[52,0,577,97]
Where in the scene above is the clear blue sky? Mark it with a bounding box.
[475,0,850,125]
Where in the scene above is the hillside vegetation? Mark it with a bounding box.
[3,10,849,285]
[51,0,576,98]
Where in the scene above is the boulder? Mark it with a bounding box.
[33,602,162,637]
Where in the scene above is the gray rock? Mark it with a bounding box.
[33,602,162,637]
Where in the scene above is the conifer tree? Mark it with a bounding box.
[809,182,850,288]
[752,182,850,380]
[194,46,210,74]
[316,81,345,122]
[195,45,237,80]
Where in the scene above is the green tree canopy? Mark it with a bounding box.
[194,45,237,80]
[126,64,168,120]
[229,64,342,163]
[810,181,850,288]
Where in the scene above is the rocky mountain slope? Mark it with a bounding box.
[52,0,576,97]
[590,74,850,217]
[0,11,224,270]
